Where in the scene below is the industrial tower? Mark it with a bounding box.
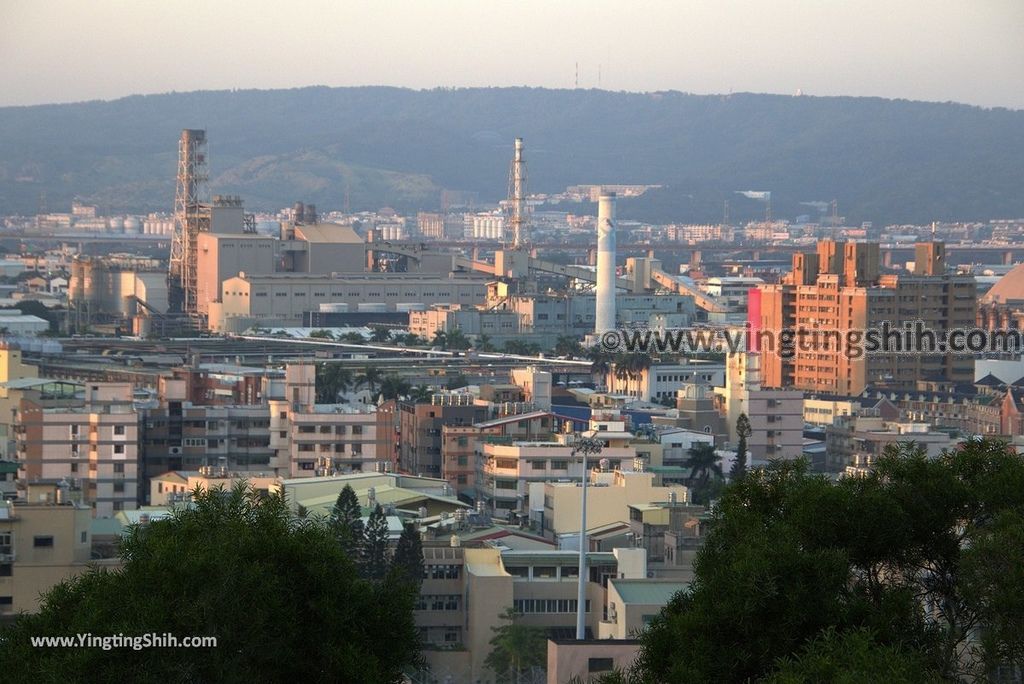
[168,129,210,315]
[506,137,529,250]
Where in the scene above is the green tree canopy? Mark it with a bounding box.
[635,439,1024,682]
[729,413,751,481]
[391,523,424,589]
[486,608,547,681]
[330,484,364,555]
[0,484,420,683]
[362,504,391,580]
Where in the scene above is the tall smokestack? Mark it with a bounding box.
[595,192,617,334]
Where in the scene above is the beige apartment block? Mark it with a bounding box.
[538,468,689,539]
[419,544,634,684]
[270,364,383,478]
[16,383,139,518]
[0,484,116,615]
[598,579,688,639]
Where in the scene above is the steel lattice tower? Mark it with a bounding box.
[506,137,529,250]
[169,129,209,314]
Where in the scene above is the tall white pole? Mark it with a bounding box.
[575,448,589,640]
[595,192,617,335]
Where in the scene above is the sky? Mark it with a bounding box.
[2,0,1023,109]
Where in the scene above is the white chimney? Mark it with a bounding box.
[595,192,617,334]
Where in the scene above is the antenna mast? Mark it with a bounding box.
[169,129,209,315]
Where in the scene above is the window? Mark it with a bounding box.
[114,483,125,493]
[589,658,614,674]
[114,463,124,474]
[551,460,568,470]
[0,563,10,576]
[0,596,12,608]
[113,444,125,455]
[533,566,557,579]
[114,425,125,435]
[33,536,54,548]
[80,531,87,543]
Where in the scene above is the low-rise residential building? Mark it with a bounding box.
[441,410,555,498]
[0,484,109,615]
[825,414,956,472]
[399,394,488,479]
[598,579,688,639]
[538,469,690,540]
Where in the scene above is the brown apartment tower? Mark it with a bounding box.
[757,241,975,396]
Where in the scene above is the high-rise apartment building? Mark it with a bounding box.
[756,241,975,396]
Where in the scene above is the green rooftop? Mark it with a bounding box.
[611,579,688,606]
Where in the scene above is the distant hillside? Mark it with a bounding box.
[0,86,1021,225]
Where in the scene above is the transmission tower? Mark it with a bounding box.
[169,129,209,315]
[506,137,529,250]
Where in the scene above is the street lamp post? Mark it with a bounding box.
[571,433,604,640]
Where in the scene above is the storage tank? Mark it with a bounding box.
[108,217,125,233]
[123,217,141,234]
[319,303,350,313]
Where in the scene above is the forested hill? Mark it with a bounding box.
[1,86,1021,225]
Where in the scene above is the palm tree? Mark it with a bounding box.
[340,331,365,344]
[431,330,448,349]
[553,335,584,358]
[409,384,434,402]
[503,339,529,355]
[356,366,383,398]
[612,356,632,396]
[587,346,612,384]
[369,326,391,343]
[627,354,653,399]
[486,608,547,682]
[446,328,471,350]
[380,374,412,401]
[316,364,354,403]
[684,443,723,505]
[477,334,496,352]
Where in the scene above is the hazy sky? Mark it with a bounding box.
[2,0,1022,108]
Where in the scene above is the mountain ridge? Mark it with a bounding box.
[1,86,1021,225]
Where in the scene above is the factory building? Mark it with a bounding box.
[409,288,695,348]
[209,272,489,332]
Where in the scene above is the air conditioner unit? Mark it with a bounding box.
[169,447,182,455]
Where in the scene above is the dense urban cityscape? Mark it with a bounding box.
[2,2,1023,683]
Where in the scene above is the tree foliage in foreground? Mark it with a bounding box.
[486,608,547,681]
[633,439,1024,682]
[0,484,421,683]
